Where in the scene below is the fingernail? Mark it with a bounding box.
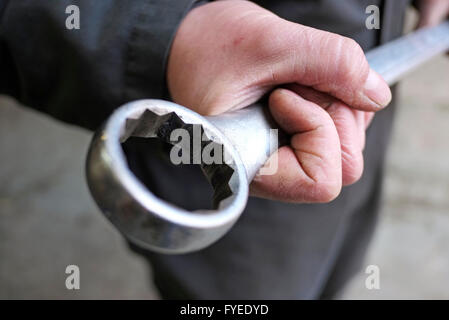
[364,69,392,108]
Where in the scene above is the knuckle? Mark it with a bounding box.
[335,37,368,84]
[309,179,341,203]
[344,164,363,185]
[342,37,363,55]
[316,180,341,203]
[344,172,363,186]
[252,19,289,59]
[342,152,364,185]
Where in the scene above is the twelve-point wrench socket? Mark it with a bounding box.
[86,22,449,254]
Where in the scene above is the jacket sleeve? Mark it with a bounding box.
[0,0,201,130]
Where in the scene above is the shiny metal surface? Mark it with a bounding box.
[86,100,249,253]
[86,22,449,254]
[367,22,449,85]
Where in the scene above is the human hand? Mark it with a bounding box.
[416,0,449,28]
[250,85,374,202]
[167,0,391,202]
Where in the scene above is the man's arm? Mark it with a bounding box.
[0,0,200,130]
[167,0,392,202]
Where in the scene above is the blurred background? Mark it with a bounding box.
[1,16,449,299]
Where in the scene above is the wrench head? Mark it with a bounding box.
[86,100,248,254]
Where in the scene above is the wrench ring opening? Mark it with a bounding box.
[86,100,248,253]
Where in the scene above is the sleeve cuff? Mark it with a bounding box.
[124,0,208,102]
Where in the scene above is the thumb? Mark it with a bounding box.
[254,19,392,111]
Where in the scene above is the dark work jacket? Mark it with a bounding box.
[0,0,410,299]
